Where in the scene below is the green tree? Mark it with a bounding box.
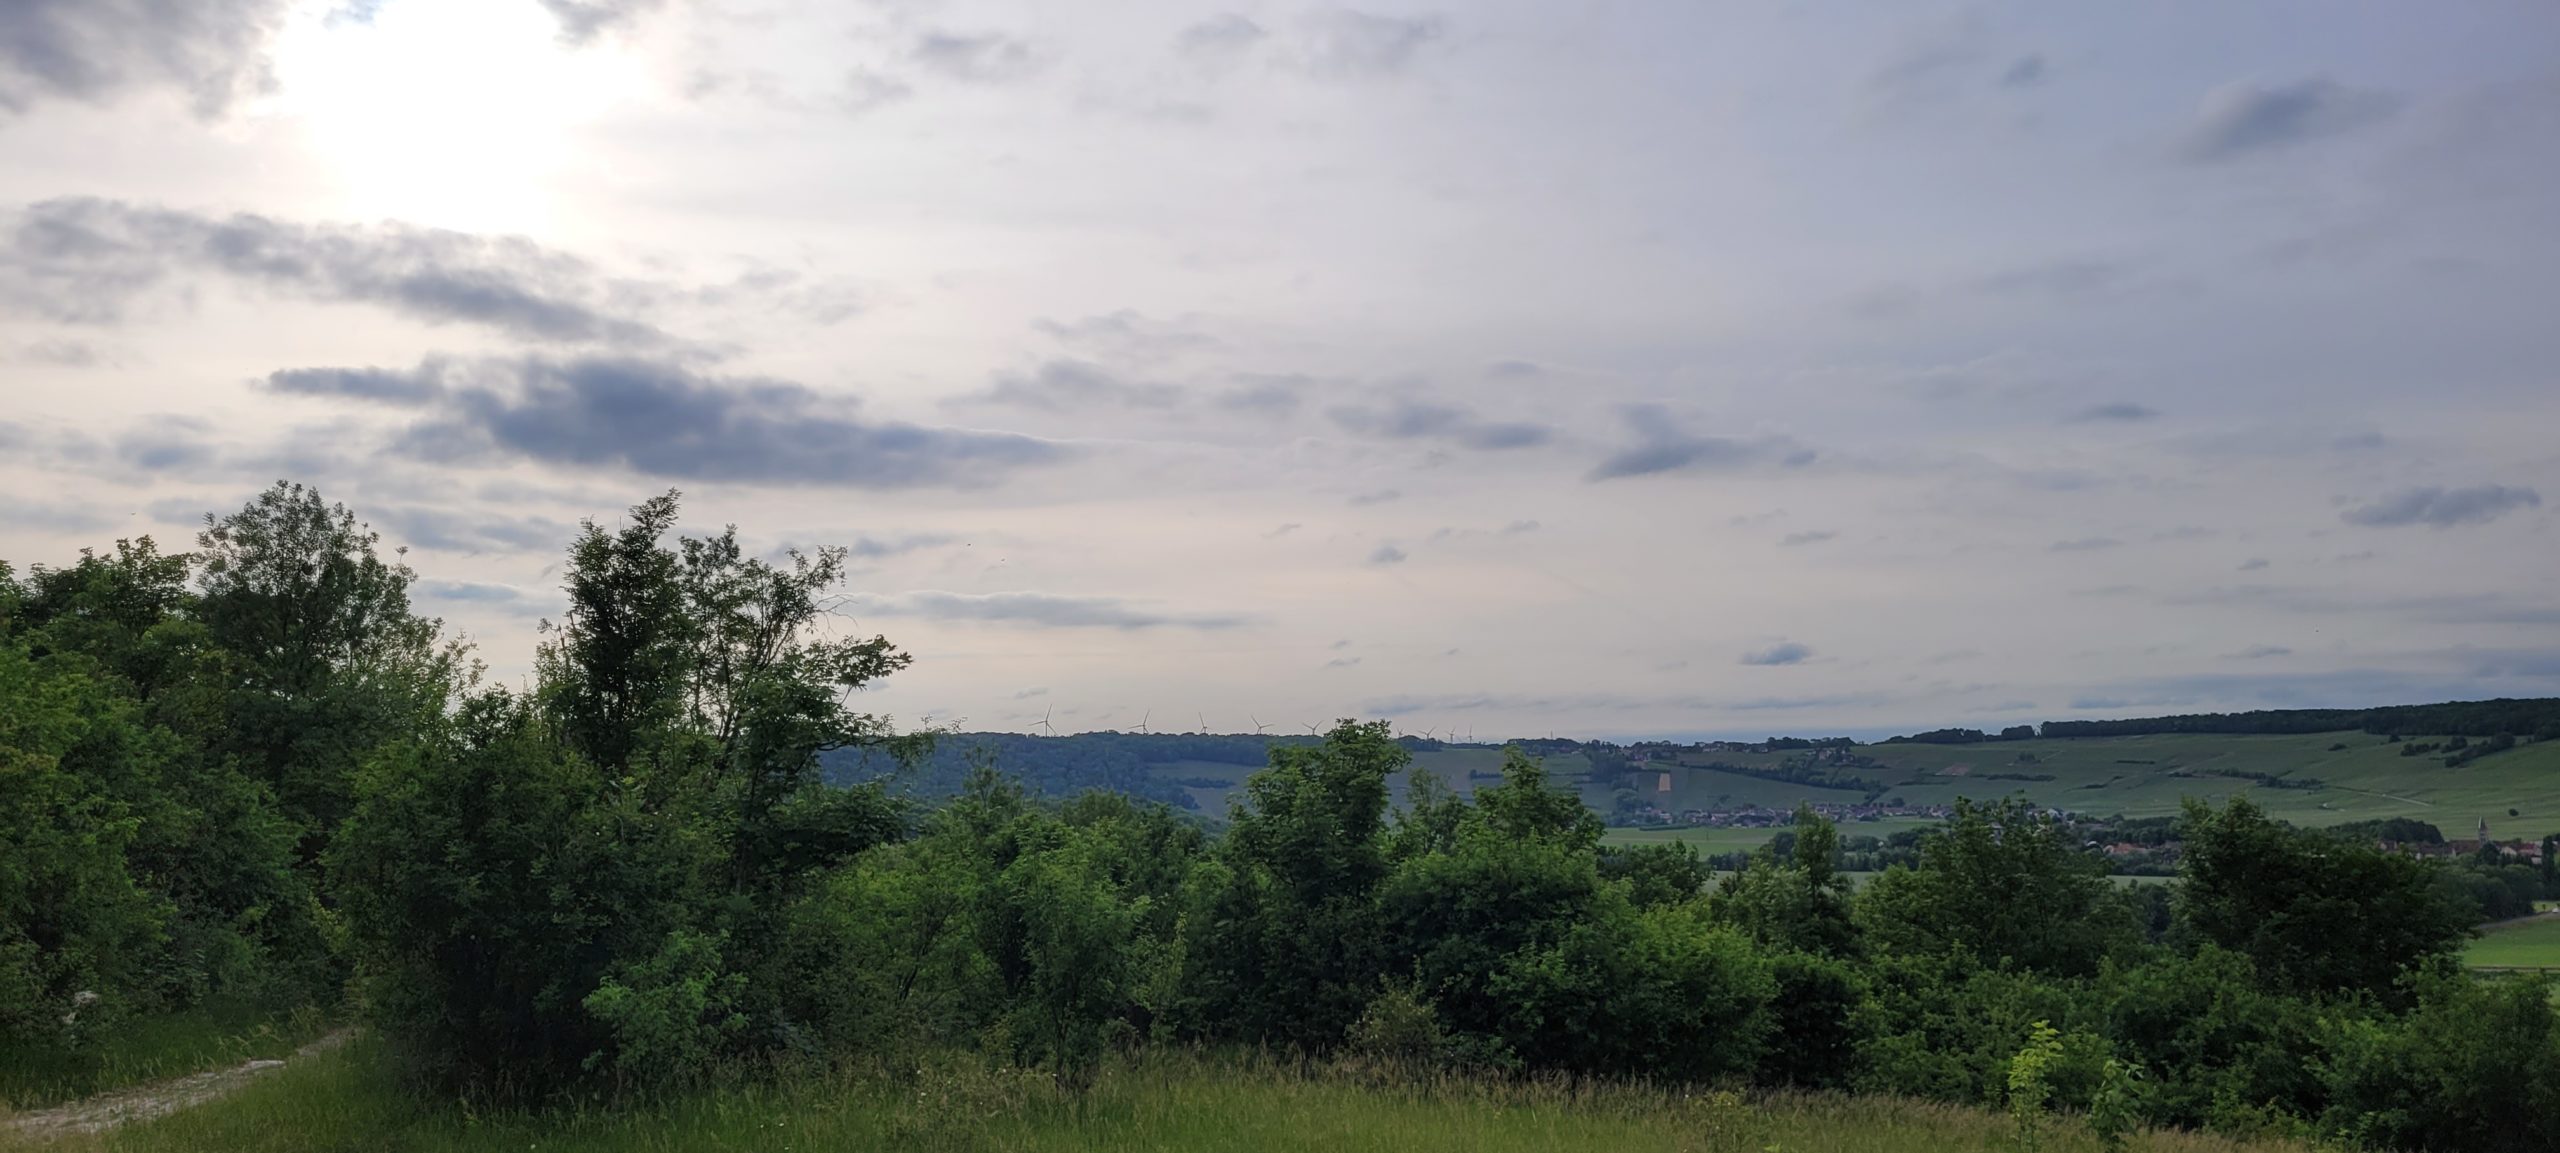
[1857,797,2129,976]
[2177,797,2472,998]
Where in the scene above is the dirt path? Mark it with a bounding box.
[3,1029,354,1141]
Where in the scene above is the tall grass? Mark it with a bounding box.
[0,1000,333,1113]
[7,1037,2322,1153]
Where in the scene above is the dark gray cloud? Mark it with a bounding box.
[1217,375,1308,414]
[1975,257,2128,298]
[536,0,666,45]
[849,590,1250,630]
[2049,537,2121,552]
[414,579,546,615]
[847,533,957,560]
[266,364,450,405]
[5,338,106,366]
[1369,543,1408,565]
[2341,484,2541,528]
[912,30,1048,84]
[1328,397,1552,451]
[1999,54,2046,88]
[1500,519,1540,535]
[368,503,573,554]
[2226,645,2292,660]
[1587,406,1815,481]
[0,0,288,116]
[1348,489,1401,506]
[113,418,217,473]
[3,199,665,343]
[1298,10,1442,78]
[1177,14,1266,59]
[268,355,1066,489]
[2238,557,2269,571]
[0,497,108,533]
[2069,402,2159,423]
[2179,78,2403,163]
[1034,310,1219,362]
[969,359,1180,411]
[1741,641,1812,666]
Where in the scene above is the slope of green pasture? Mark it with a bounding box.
[2467,915,2560,970]
[1681,733,2560,832]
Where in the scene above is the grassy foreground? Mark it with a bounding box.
[0,1000,334,1112]
[7,1036,2317,1153]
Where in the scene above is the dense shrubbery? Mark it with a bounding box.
[10,487,2560,1151]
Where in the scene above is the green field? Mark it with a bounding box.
[1647,732,2560,833]
[0,999,332,1113]
[1600,818,1943,855]
[0,1035,2313,1153]
[2467,914,2560,971]
[1151,749,1571,816]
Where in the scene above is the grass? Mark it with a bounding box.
[4,1037,2320,1153]
[0,999,334,1114]
[2466,913,2560,971]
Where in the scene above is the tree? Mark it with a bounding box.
[1856,797,2130,976]
[2176,798,2472,999]
[195,482,455,858]
[1183,720,1405,1049]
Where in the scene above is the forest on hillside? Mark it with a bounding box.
[6,484,2559,1152]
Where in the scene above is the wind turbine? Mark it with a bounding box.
[1251,715,1272,736]
[1035,707,1056,736]
[1138,709,1151,735]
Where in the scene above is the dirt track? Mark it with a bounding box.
[3,1029,353,1141]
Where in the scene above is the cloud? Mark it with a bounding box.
[1218,375,1308,414]
[536,0,666,46]
[268,355,1066,489]
[266,364,450,405]
[0,0,288,116]
[912,30,1048,84]
[847,533,957,560]
[1974,258,2128,298]
[5,338,107,366]
[2068,402,2159,423]
[1999,54,2047,88]
[2,199,667,343]
[369,503,573,554]
[1348,489,1401,506]
[841,70,915,115]
[1327,398,1553,451]
[1176,14,1267,59]
[415,578,535,605]
[2237,557,2269,572]
[1324,656,1362,669]
[1500,519,1541,535]
[113,418,217,473]
[1034,310,1219,362]
[2225,645,2292,660]
[967,359,1181,411]
[1485,359,1545,379]
[2049,537,2121,552]
[1587,406,1815,481]
[1741,641,1813,667]
[850,590,1251,630]
[1369,543,1408,565]
[1780,531,1836,547]
[2179,78,2403,163]
[1297,10,1443,78]
[2340,484,2541,528]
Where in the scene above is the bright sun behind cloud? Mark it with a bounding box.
[267,0,639,234]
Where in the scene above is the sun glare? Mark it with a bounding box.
[269,0,639,234]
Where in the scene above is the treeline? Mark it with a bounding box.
[2038,699,2560,740]
[8,488,2560,1152]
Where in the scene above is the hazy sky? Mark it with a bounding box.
[4,1,2557,740]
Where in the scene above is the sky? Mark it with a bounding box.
[3,1,2558,741]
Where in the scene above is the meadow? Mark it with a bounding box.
[0,1000,333,1113]
[2467,914,2560,971]
[2,1037,2318,1153]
